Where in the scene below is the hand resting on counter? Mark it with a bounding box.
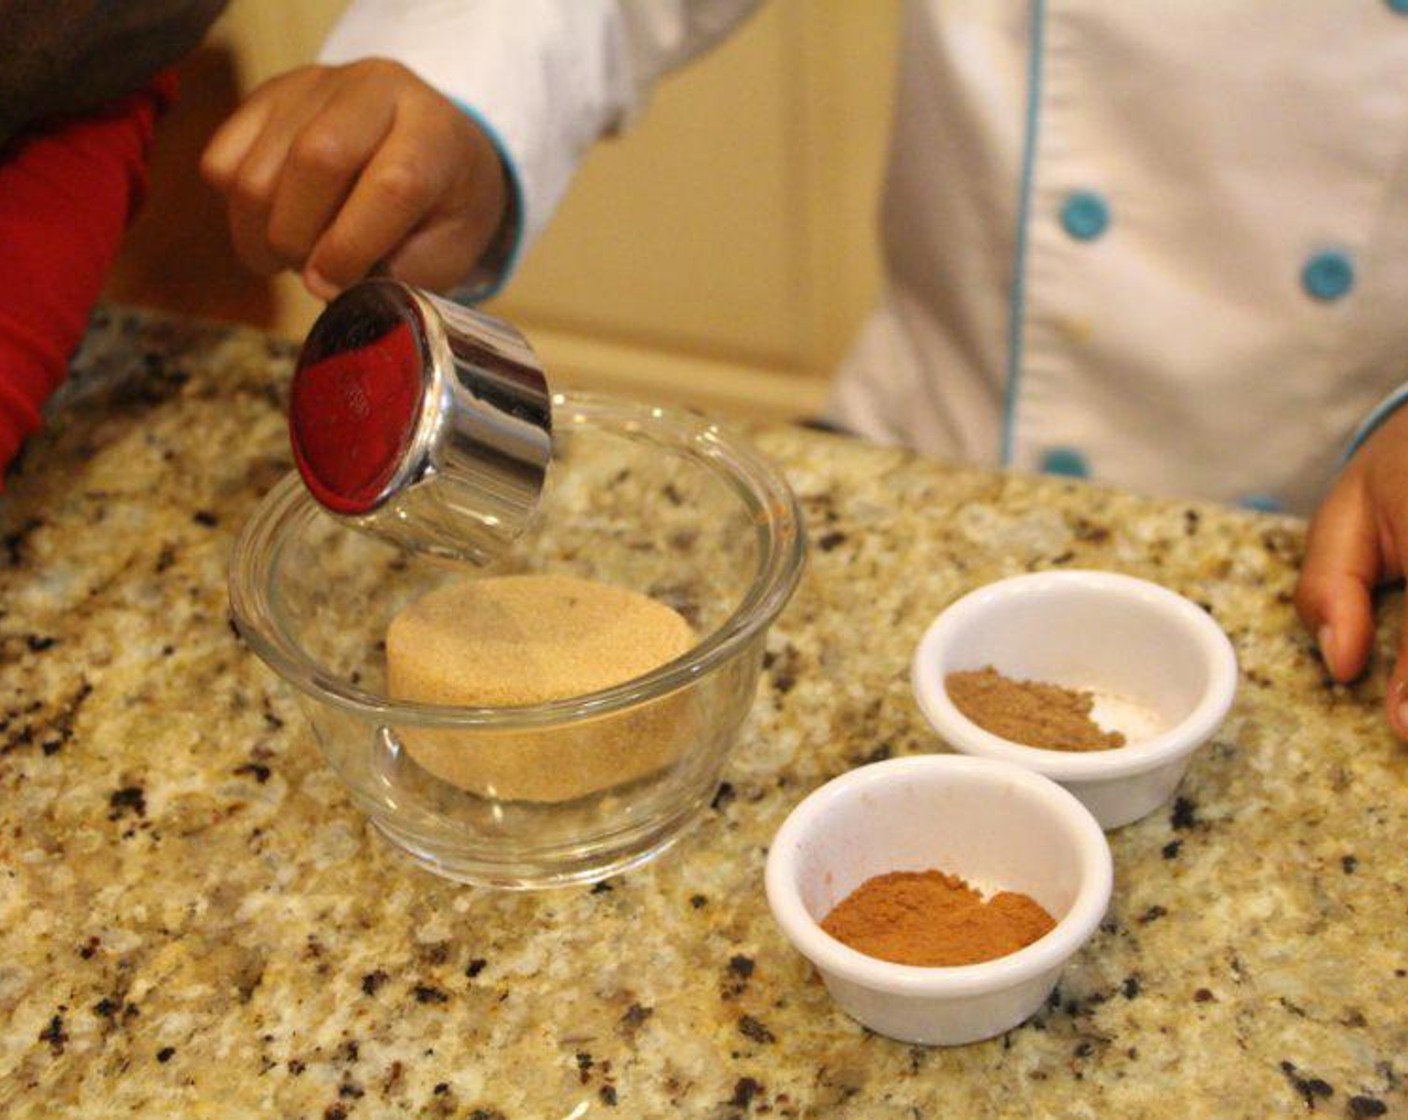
[1297,404,1408,739]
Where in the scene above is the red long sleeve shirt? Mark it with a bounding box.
[0,72,176,483]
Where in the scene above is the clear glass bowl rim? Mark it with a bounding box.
[228,391,806,730]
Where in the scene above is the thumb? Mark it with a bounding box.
[1295,473,1380,683]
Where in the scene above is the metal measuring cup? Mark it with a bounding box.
[288,278,553,564]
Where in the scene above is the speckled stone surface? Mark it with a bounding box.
[2,307,1406,1119]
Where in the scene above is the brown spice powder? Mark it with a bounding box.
[821,869,1056,967]
[945,665,1126,752]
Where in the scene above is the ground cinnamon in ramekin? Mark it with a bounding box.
[820,869,1056,966]
[945,665,1125,751]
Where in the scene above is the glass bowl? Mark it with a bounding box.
[229,392,805,888]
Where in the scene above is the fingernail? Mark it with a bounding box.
[304,269,336,301]
[1317,625,1338,677]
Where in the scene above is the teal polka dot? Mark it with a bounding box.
[1238,493,1282,513]
[1060,192,1110,241]
[1040,447,1090,478]
[1388,0,1408,14]
[1302,251,1355,302]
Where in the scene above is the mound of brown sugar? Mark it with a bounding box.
[821,869,1056,967]
[386,574,696,802]
[945,665,1125,752]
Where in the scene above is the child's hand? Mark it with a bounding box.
[1296,404,1408,737]
[201,59,508,299]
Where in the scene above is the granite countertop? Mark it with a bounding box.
[2,308,1405,1119]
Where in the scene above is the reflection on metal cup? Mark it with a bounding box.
[289,278,553,564]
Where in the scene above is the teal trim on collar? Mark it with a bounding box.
[1002,0,1049,466]
[451,99,526,303]
[1343,383,1408,463]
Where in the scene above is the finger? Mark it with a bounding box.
[339,109,507,294]
[200,95,272,189]
[1388,588,1408,739]
[383,208,499,293]
[303,123,452,294]
[1371,510,1408,737]
[226,81,341,274]
[226,186,284,276]
[265,82,398,271]
[1295,474,1379,682]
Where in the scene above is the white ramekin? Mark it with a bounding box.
[911,570,1238,829]
[765,755,1113,1046]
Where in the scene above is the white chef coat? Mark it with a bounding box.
[323,0,1408,514]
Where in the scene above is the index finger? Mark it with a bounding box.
[201,95,274,189]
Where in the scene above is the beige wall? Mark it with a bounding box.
[216,0,900,421]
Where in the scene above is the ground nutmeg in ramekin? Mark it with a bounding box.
[945,665,1125,751]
